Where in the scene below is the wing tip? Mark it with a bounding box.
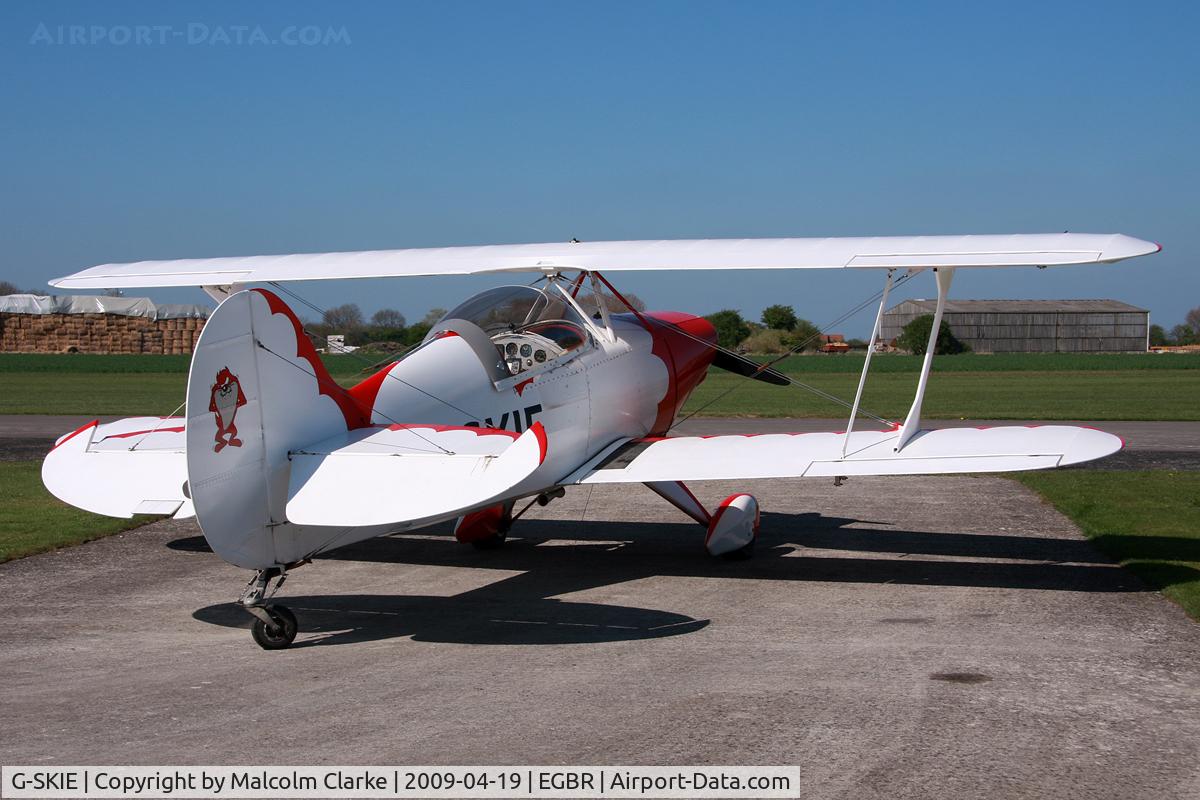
[1059,427,1124,466]
[1098,234,1162,264]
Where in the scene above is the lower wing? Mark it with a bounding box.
[565,425,1120,484]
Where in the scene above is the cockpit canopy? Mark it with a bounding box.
[435,285,591,377]
[438,286,585,335]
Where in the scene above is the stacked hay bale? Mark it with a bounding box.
[0,297,207,354]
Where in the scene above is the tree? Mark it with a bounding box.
[705,309,751,349]
[761,304,798,331]
[1187,306,1200,336]
[783,318,822,352]
[371,308,406,329]
[421,307,448,326]
[322,303,364,331]
[1170,324,1198,346]
[897,313,970,355]
[402,323,432,345]
[576,290,646,313]
[1149,324,1168,347]
[0,281,23,295]
[741,328,790,354]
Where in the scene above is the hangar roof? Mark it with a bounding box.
[886,299,1148,314]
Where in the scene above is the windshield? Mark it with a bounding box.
[438,285,587,336]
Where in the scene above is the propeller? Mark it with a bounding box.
[710,349,791,386]
[643,314,792,386]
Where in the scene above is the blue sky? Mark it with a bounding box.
[2,1,1196,330]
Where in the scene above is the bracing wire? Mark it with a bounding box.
[125,399,188,452]
[662,271,916,432]
[265,282,482,424]
[253,340,455,455]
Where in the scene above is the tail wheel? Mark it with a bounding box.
[251,605,297,650]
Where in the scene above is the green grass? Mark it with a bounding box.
[0,352,376,376]
[681,369,1200,420]
[0,354,388,415]
[2,352,1199,419]
[0,461,151,562]
[762,352,1200,374]
[1015,471,1200,620]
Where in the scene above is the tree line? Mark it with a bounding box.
[702,305,865,353]
[4,280,1196,351]
[308,290,647,351]
[705,304,1200,354]
[1150,306,1200,346]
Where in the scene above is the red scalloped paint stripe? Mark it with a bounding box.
[252,288,371,430]
[530,421,548,464]
[103,426,186,440]
[346,361,399,420]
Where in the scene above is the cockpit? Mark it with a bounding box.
[433,285,593,377]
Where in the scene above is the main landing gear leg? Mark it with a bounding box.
[644,482,760,560]
[455,500,516,550]
[240,567,298,650]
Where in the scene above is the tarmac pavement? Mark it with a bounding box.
[2,413,1200,798]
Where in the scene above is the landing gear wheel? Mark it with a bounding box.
[251,605,297,650]
[471,530,508,550]
[721,539,755,561]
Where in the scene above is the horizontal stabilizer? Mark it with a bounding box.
[567,425,1121,484]
[42,417,191,519]
[285,423,548,527]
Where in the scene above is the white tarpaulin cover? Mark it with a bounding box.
[0,294,209,319]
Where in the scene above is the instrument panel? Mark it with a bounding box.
[492,333,564,376]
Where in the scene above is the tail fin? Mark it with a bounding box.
[185,288,369,568]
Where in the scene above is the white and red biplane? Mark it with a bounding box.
[42,234,1159,648]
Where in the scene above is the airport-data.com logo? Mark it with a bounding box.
[30,22,352,47]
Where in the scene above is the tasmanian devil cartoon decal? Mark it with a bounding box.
[209,367,247,452]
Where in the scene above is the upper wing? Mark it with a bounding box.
[565,425,1122,484]
[49,233,1159,289]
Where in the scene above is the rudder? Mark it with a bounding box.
[185,288,368,568]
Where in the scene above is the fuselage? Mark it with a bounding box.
[345,309,717,489]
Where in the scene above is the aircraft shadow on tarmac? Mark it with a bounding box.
[179,510,1200,648]
[193,593,708,648]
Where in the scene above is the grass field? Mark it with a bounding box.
[0,462,150,562]
[1015,471,1200,621]
[683,370,1200,420]
[2,352,1199,418]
